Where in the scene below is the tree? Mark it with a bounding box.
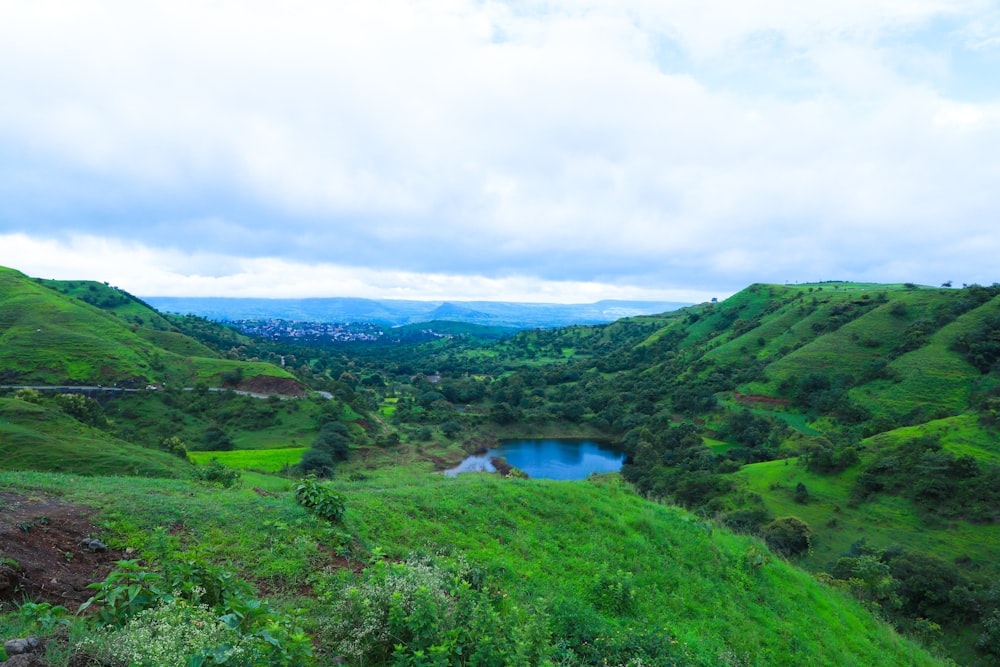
[54,393,109,428]
[314,422,351,462]
[202,424,234,451]
[762,517,812,556]
[794,482,809,504]
[489,402,518,425]
[298,449,336,478]
[440,421,462,438]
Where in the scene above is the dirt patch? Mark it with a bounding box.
[0,492,123,609]
[733,391,791,407]
[239,374,305,397]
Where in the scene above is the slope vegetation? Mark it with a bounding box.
[0,266,299,391]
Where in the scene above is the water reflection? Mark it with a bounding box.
[444,439,623,480]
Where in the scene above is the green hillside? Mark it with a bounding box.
[0,396,182,477]
[0,266,299,390]
[0,469,943,666]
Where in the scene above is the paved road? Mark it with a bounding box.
[0,385,317,400]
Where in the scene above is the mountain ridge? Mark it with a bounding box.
[141,295,690,329]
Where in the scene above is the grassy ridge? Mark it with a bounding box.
[0,266,297,389]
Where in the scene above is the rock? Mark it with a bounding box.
[79,538,107,552]
[3,637,41,656]
[1,653,50,666]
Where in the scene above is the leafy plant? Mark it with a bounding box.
[16,601,70,634]
[79,558,168,625]
[294,476,346,523]
[192,458,242,488]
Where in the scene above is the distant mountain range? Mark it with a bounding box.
[141,297,690,329]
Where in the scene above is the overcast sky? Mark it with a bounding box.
[1,1,998,303]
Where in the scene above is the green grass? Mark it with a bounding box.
[189,447,307,472]
[0,265,298,389]
[0,397,183,477]
[0,468,945,666]
[733,456,1000,586]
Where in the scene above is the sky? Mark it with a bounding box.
[1,1,999,303]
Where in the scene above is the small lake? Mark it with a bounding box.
[444,439,624,480]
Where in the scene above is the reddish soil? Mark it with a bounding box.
[0,492,123,610]
[733,391,791,407]
[239,374,305,397]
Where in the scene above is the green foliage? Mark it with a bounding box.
[203,424,236,452]
[75,558,313,666]
[79,558,168,625]
[160,435,190,459]
[321,555,551,667]
[793,481,809,504]
[294,476,346,523]
[589,566,637,615]
[13,387,41,403]
[297,448,336,477]
[440,420,462,438]
[855,433,1000,521]
[978,609,1000,660]
[0,397,183,477]
[53,393,110,428]
[952,313,1000,373]
[16,601,70,634]
[761,516,812,556]
[800,438,859,474]
[192,459,243,488]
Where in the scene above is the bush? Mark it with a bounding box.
[193,459,242,488]
[297,449,336,478]
[762,517,812,556]
[589,566,636,615]
[203,424,235,451]
[294,477,346,523]
[77,559,313,666]
[54,393,109,428]
[159,435,190,459]
[321,556,551,666]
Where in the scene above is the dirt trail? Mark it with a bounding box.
[0,492,122,609]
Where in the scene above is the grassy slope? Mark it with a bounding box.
[0,266,297,388]
[0,397,182,477]
[0,468,943,667]
[851,294,1000,419]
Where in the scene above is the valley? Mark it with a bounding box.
[2,267,1000,665]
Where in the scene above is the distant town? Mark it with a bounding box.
[230,319,385,342]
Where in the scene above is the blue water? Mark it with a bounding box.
[445,439,624,480]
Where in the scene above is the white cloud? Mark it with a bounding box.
[0,233,710,303]
[0,1,998,297]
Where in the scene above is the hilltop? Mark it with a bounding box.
[0,266,300,392]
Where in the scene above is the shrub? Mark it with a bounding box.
[793,482,809,504]
[77,559,314,666]
[13,388,41,403]
[159,435,190,459]
[297,449,336,478]
[762,517,812,556]
[54,393,109,428]
[294,477,346,523]
[193,459,242,488]
[203,424,235,451]
[589,566,636,615]
[321,556,551,666]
